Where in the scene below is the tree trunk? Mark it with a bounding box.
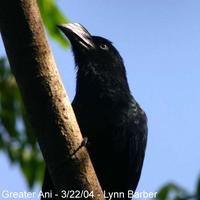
[0,0,104,199]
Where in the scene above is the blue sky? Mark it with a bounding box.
[0,0,200,199]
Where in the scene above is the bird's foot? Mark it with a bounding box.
[71,137,89,157]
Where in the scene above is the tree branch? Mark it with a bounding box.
[0,0,104,199]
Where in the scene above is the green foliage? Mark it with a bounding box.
[0,0,69,188]
[196,176,200,200]
[37,0,69,47]
[156,183,188,200]
[0,58,44,188]
[156,176,200,200]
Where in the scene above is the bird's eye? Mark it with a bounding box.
[100,44,109,50]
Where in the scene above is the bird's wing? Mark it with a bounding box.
[127,104,148,192]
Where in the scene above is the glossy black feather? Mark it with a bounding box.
[42,23,147,200]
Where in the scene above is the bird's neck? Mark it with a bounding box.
[75,65,132,106]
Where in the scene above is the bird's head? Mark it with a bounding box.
[57,23,125,73]
[57,23,131,102]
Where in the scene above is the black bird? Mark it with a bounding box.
[42,23,147,199]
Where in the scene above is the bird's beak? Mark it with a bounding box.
[57,23,95,49]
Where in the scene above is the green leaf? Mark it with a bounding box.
[37,0,69,47]
[197,176,200,200]
[20,147,44,188]
[156,183,188,200]
[0,57,44,188]
[156,183,172,200]
[0,59,19,138]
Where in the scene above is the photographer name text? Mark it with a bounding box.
[1,189,157,199]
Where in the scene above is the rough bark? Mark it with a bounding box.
[0,0,104,199]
